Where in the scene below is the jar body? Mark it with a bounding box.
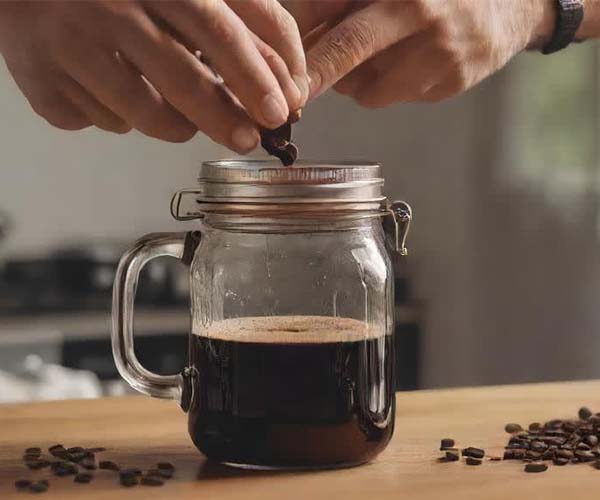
[187,218,395,468]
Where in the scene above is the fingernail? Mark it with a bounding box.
[307,70,322,100]
[261,93,288,127]
[293,74,309,105]
[231,125,259,153]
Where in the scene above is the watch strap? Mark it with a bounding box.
[542,0,584,55]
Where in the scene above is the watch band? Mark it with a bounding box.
[542,0,584,54]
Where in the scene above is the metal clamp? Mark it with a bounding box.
[387,200,412,256]
[171,189,203,221]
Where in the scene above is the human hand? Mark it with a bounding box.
[0,0,308,151]
[286,0,555,106]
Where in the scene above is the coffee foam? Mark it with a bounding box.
[193,315,387,344]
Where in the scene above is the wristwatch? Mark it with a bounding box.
[542,0,584,54]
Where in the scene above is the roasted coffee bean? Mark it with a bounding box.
[488,456,502,462]
[67,447,85,454]
[440,438,455,451]
[80,457,97,470]
[503,450,515,460]
[68,451,90,463]
[462,447,485,459]
[29,480,49,493]
[526,451,542,460]
[579,407,593,420]
[575,450,596,462]
[28,459,51,470]
[119,471,139,487]
[524,463,548,473]
[465,457,482,466]
[528,423,542,432]
[577,442,591,451]
[504,423,523,434]
[553,457,569,466]
[99,460,119,471]
[25,447,41,456]
[74,473,93,484]
[48,444,64,453]
[141,476,164,486]
[86,447,106,453]
[441,450,459,462]
[51,461,78,476]
[547,419,563,429]
[530,441,547,452]
[15,479,31,490]
[513,449,527,460]
[541,449,555,460]
[147,468,173,479]
[585,435,599,447]
[121,468,142,476]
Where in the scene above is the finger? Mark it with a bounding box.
[306,1,425,100]
[339,33,452,107]
[59,43,196,142]
[282,0,353,36]
[144,0,289,129]
[4,59,91,131]
[228,0,308,104]
[114,12,259,153]
[250,32,303,112]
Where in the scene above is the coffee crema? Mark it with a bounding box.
[188,316,394,468]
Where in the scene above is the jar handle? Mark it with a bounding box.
[111,232,200,407]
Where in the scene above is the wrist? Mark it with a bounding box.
[577,0,600,39]
[528,0,558,49]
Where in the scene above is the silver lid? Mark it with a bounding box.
[171,160,387,219]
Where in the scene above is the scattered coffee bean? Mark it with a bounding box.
[553,457,569,466]
[141,476,164,486]
[15,479,31,490]
[80,456,97,470]
[120,472,139,487]
[25,447,41,457]
[99,460,119,471]
[575,450,595,462]
[29,480,49,493]
[579,407,593,420]
[67,447,84,454]
[465,457,482,466]
[528,423,542,432]
[157,462,175,471]
[443,451,460,462]
[586,435,599,447]
[121,468,142,476]
[525,463,548,473]
[488,456,502,461]
[51,461,78,476]
[440,438,455,450]
[462,447,485,459]
[505,423,523,434]
[260,113,300,166]
[74,473,93,484]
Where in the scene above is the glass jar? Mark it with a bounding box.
[112,160,411,470]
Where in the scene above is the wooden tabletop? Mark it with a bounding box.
[2,380,600,499]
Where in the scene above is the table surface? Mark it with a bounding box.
[2,380,600,499]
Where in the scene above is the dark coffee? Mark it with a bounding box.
[188,316,394,468]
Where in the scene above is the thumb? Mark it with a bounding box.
[306,2,422,100]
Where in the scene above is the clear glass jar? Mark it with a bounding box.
[112,160,411,470]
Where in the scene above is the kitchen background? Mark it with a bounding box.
[1,43,599,401]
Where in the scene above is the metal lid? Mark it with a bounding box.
[171,160,387,219]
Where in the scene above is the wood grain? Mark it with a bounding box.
[2,380,600,499]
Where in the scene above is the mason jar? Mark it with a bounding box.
[112,160,411,470]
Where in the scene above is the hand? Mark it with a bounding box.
[0,0,308,151]
[286,0,555,106]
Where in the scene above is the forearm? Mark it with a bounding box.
[578,0,600,39]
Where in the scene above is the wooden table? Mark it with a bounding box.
[2,380,600,499]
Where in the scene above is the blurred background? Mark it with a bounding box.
[1,43,599,401]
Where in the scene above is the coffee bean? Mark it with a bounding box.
[25,447,41,457]
[48,444,64,453]
[526,451,542,460]
[575,450,596,462]
[488,456,502,461]
[440,438,455,451]
[541,449,555,460]
[443,451,460,462]
[141,476,164,486]
[579,407,593,420]
[530,441,547,452]
[524,463,548,473]
[121,468,142,476]
[585,435,599,447]
[15,479,31,490]
[577,442,591,451]
[80,457,97,470]
[505,423,523,434]
[157,462,175,472]
[51,461,78,476]
[67,447,85,454]
[465,457,482,466]
[528,423,542,432]
[74,473,93,484]
[29,480,49,493]
[119,471,139,487]
[147,468,173,479]
[503,450,515,460]
[462,447,485,459]
[553,457,569,466]
[99,460,119,471]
